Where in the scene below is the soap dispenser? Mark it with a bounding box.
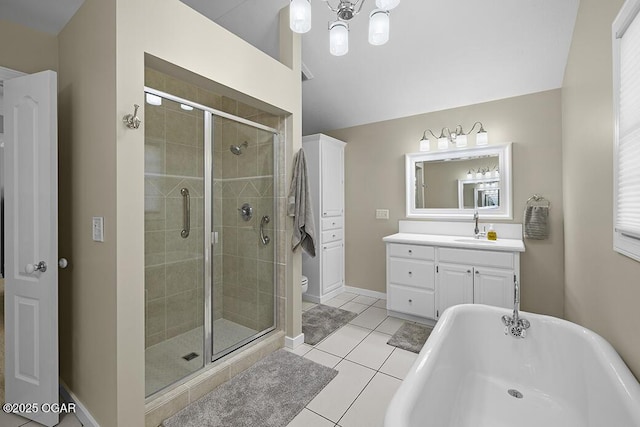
[487,224,497,241]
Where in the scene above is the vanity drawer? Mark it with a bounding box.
[321,217,343,231]
[387,284,435,319]
[388,243,435,261]
[438,247,514,269]
[322,228,343,243]
[388,258,435,289]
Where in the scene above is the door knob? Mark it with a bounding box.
[25,261,47,274]
[59,258,69,269]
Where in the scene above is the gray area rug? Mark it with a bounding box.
[302,304,358,345]
[162,349,337,427]
[387,322,433,354]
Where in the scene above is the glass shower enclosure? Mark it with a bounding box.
[143,89,277,397]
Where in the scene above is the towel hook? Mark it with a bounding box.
[123,104,142,129]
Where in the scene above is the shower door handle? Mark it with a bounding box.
[260,215,271,245]
[181,188,190,238]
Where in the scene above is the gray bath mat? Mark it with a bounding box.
[387,322,433,354]
[302,304,358,345]
[162,349,337,427]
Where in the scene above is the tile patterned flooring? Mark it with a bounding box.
[0,292,414,427]
[286,293,418,427]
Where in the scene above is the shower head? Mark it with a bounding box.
[230,141,249,155]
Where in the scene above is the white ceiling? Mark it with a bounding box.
[1,0,579,135]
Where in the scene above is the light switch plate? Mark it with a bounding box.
[375,209,390,219]
[92,217,104,242]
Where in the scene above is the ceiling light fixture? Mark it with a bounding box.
[289,0,400,56]
[419,122,489,151]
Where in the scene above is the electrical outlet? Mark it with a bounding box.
[375,209,390,219]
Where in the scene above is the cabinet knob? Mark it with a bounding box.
[408,271,412,276]
[475,270,480,274]
[408,299,413,303]
[467,270,471,274]
[408,249,413,254]
[332,234,336,238]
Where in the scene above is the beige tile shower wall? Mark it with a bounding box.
[144,87,205,348]
[326,89,565,317]
[146,68,282,336]
[220,121,277,331]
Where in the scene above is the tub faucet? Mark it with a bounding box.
[502,278,530,338]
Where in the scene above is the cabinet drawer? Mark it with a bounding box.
[321,217,343,231]
[388,258,435,289]
[438,247,514,269]
[387,284,435,318]
[322,228,343,244]
[388,243,435,261]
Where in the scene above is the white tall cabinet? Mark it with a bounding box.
[302,134,346,303]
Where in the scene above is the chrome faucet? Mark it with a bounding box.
[473,210,485,238]
[502,278,530,338]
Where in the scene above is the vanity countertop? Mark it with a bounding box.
[383,232,525,252]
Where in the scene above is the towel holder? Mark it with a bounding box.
[526,194,550,208]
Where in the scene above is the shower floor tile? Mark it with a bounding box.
[146,319,257,396]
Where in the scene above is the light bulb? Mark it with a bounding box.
[290,0,311,34]
[145,93,162,106]
[376,0,400,10]
[368,10,389,46]
[329,21,349,56]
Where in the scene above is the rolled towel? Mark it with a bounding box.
[524,205,549,240]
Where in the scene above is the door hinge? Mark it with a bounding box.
[436,265,439,273]
[436,310,439,318]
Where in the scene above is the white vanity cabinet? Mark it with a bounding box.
[436,247,517,318]
[386,244,436,319]
[384,230,523,322]
[302,134,347,303]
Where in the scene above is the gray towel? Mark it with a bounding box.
[288,149,316,257]
[524,205,549,240]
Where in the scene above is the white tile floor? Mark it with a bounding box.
[0,293,415,427]
[286,292,419,427]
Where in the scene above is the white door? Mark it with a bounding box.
[320,139,344,217]
[4,70,59,426]
[473,267,514,309]
[321,241,343,294]
[436,263,473,318]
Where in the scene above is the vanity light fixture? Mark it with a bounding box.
[419,121,489,150]
[290,0,400,56]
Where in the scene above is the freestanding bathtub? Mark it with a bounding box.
[385,304,640,427]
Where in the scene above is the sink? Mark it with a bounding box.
[454,238,497,244]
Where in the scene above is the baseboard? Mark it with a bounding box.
[345,286,387,300]
[285,333,305,349]
[59,381,100,427]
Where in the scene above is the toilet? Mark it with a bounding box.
[301,275,309,294]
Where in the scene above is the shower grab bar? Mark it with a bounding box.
[181,188,190,238]
[260,215,271,245]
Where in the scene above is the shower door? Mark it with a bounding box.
[211,116,277,359]
[144,94,205,396]
[144,85,277,396]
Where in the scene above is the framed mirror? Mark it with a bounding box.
[406,143,512,219]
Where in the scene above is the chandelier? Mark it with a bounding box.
[289,0,401,56]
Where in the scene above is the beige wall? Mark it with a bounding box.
[56,0,301,425]
[0,20,58,73]
[57,0,119,425]
[327,89,565,317]
[562,0,640,379]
